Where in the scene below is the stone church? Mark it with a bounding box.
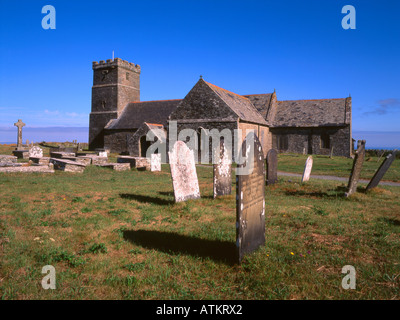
[89,58,352,158]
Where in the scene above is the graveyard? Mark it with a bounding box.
[0,142,399,299]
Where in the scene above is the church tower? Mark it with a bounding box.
[89,58,141,149]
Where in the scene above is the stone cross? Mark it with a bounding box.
[366,149,397,191]
[266,149,278,185]
[301,156,313,183]
[345,140,366,197]
[236,132,265,264]
[213,141,232,198]
[168,141,201,202]
[14,119,26,149]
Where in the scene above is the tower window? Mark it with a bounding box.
[321,133,330,149]
[126,72,130,80]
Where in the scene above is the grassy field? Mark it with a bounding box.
[0,145,399,300]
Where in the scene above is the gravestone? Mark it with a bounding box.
[301,156,313,183]
[236,132,265,264]
[117,156,150,170]
[168,141,200,202]
[50,158,86,173]
[151,154,161,172]
[30,157,50,165]
[213,141,232,198]
[366,149,397,191]
[29,146,43,158]
[345,140,366,197]
[0,155,17,164]
[14,119,26,150]
[97,163,131,171]
[266,149,278,185]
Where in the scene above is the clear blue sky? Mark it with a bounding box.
[0,0,399,146]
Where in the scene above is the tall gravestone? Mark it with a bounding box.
[345,140,366,197]
[168,141,201,202]
[151,153,161,172]
[266,149,278,185]
[366,149,397,191]
[213,141,232,198]
[301,156,313,183]
[236,132,266,264]
[14,119,26,150]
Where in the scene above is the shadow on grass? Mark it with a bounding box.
[120,193,174,206]
[284,185,353,198]
[123,229,237,265]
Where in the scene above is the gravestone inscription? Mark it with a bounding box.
[236,132,265,264]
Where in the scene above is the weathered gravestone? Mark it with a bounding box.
[266,149,278,185]
[151,153,161,172]
[301,156,313,183]
[29,146,43,158]
[213,141,232,198]
[168,141,200,203]
[366,149,397,191]
[345,140,366,197]
[236,132,265,264]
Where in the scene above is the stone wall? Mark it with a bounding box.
[270,126,352,157]
[104,129,136,154]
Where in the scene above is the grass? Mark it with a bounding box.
[277,153,400,182]
[0,145,399,299]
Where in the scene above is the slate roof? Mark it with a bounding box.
[105,100,181,130]
[242,93,273,118]
[204,81,267,125]
[271,98,349,127]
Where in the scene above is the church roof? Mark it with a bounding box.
[204,81,267,125]
[271,98,350,127]
[105,99,181,130]
[242,93,274,118]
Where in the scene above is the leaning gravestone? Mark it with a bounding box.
[213,141,232,198]
[29,146,43,158]
[151,154,161,172]
[168,141,200,203]
[301,156,313,183]
[345,140,366,197]
[236,132,265,264]
[266,149,278,185]
[366,149,397,191]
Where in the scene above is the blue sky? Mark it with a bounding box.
[0,0,399,146]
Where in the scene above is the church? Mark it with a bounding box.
[89,58,352,159]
